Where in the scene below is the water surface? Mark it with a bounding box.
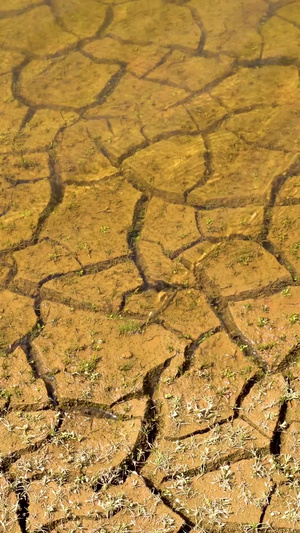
[1,1,300,531]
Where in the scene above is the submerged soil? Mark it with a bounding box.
[1,0,300,531]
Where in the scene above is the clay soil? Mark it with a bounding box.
[1,0,300,532]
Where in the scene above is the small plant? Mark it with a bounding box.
[289,313,299,325]
[0,388,11,400]
[282,287,291,297]
[152,450,174,475]
[257,316,269,327]
[239,344,248,352]
[227,425,251,449]
[282,491,300,523]
[75,356,100,381]
[169,395,182,423]
[213,464,234,491]
[194,496,231,529]
[20,209,32,218]
[187,396,218,425]
[221,369,236,380]
[119,320,140,335]
[52,431,82,444]
[291,242,300,256]
[251,452,269,479]
[236,252,254,266]
[258,341,277,351]
[19,154,38,169]
[119,362,134,372]
[106,313,122,320]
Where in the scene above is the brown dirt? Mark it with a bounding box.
[40,177,141,264]
[229,287,300,369]
[0,180,50,249]
[1,0,300,531]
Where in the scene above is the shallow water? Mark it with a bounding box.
[1,0,300,531]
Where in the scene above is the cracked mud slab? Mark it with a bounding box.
[0,5,77,56]
[122,135,206,199]
[55,121,117,184]
[41,260,142,313]
[1,0,300,531]
[33,301,187,405]
[20,52,120,109]
[0,291,36,348]
[40,177,140,264]
[0,179,50,249]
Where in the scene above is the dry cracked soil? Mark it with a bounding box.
[1,0,300,532]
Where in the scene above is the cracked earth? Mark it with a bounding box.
[1,0,300,532]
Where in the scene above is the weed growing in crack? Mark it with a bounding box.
[239,344,249,353]
[280,383,300,403]
[258,341,277,351]
[275,454,300,483]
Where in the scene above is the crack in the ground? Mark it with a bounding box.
[161,445,270,482]
[15,481,29,533]
[22,342,58,408]
[175,326,221,378]
[183,133,212,201]
[92,398,159,491]
[257,482,277,530]
[0,410,63,474]
[141,49,173,80]
[141,473,195,528]
[90,357,176,492]
[270,397,289,456]
[1,2,300,531]
[194,270,268,370]
[0,2,43,20]
[0,126,66,258]
[127,194,151,285]
[276,342,300,373]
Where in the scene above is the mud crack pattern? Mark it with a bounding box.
[1,0,300,531]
